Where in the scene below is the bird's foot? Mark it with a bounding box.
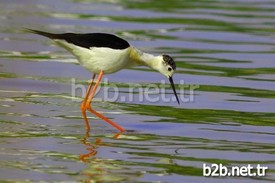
[81,101,125,132]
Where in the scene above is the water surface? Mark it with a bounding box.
[0,0,275,182]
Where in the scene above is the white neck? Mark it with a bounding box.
[130,47,160,70]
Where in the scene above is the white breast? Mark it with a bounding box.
[54,40,131,74]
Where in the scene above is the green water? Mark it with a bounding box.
[0,0,275,182]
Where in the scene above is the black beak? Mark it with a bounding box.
[169,76,180,105]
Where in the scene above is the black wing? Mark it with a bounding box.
[26,29,130,50]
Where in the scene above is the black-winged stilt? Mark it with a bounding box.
[27,29,179,132]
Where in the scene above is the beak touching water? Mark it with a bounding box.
[169,76,180,105]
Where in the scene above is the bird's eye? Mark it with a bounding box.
[168,67,172,71]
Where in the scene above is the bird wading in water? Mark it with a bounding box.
[27,29,180,132]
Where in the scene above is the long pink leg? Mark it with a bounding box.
[81,74,96,130]
[81,70,125,132]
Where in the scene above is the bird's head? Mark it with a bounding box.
[156,55,180,104]
[157,55,176,78]
[130,49,180,104]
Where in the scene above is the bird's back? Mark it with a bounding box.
[27,29,133,74]
[26,29,130,50]
[57,33,130,50]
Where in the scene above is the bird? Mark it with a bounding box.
[26,29,180,132]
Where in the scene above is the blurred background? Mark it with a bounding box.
[0,0,275,182]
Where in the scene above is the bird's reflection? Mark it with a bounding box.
[80,130,123,162]
[79,130,123,182]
